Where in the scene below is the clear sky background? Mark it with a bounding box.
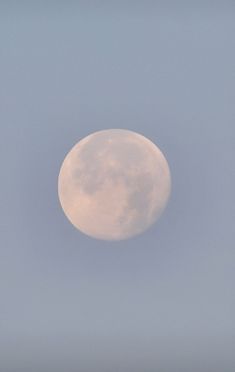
[0,2,234,371]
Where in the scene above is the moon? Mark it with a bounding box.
[58,129,171,240]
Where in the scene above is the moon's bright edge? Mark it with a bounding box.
[58,129,171,241]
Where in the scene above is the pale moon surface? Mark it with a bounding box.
[58,129,171,240]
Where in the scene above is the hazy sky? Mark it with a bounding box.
[0,2,234,371]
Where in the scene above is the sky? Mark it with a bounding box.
[0,2,234,371]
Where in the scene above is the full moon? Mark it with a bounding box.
[58,129,171,240]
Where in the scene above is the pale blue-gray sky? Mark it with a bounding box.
[0,2,234,371]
